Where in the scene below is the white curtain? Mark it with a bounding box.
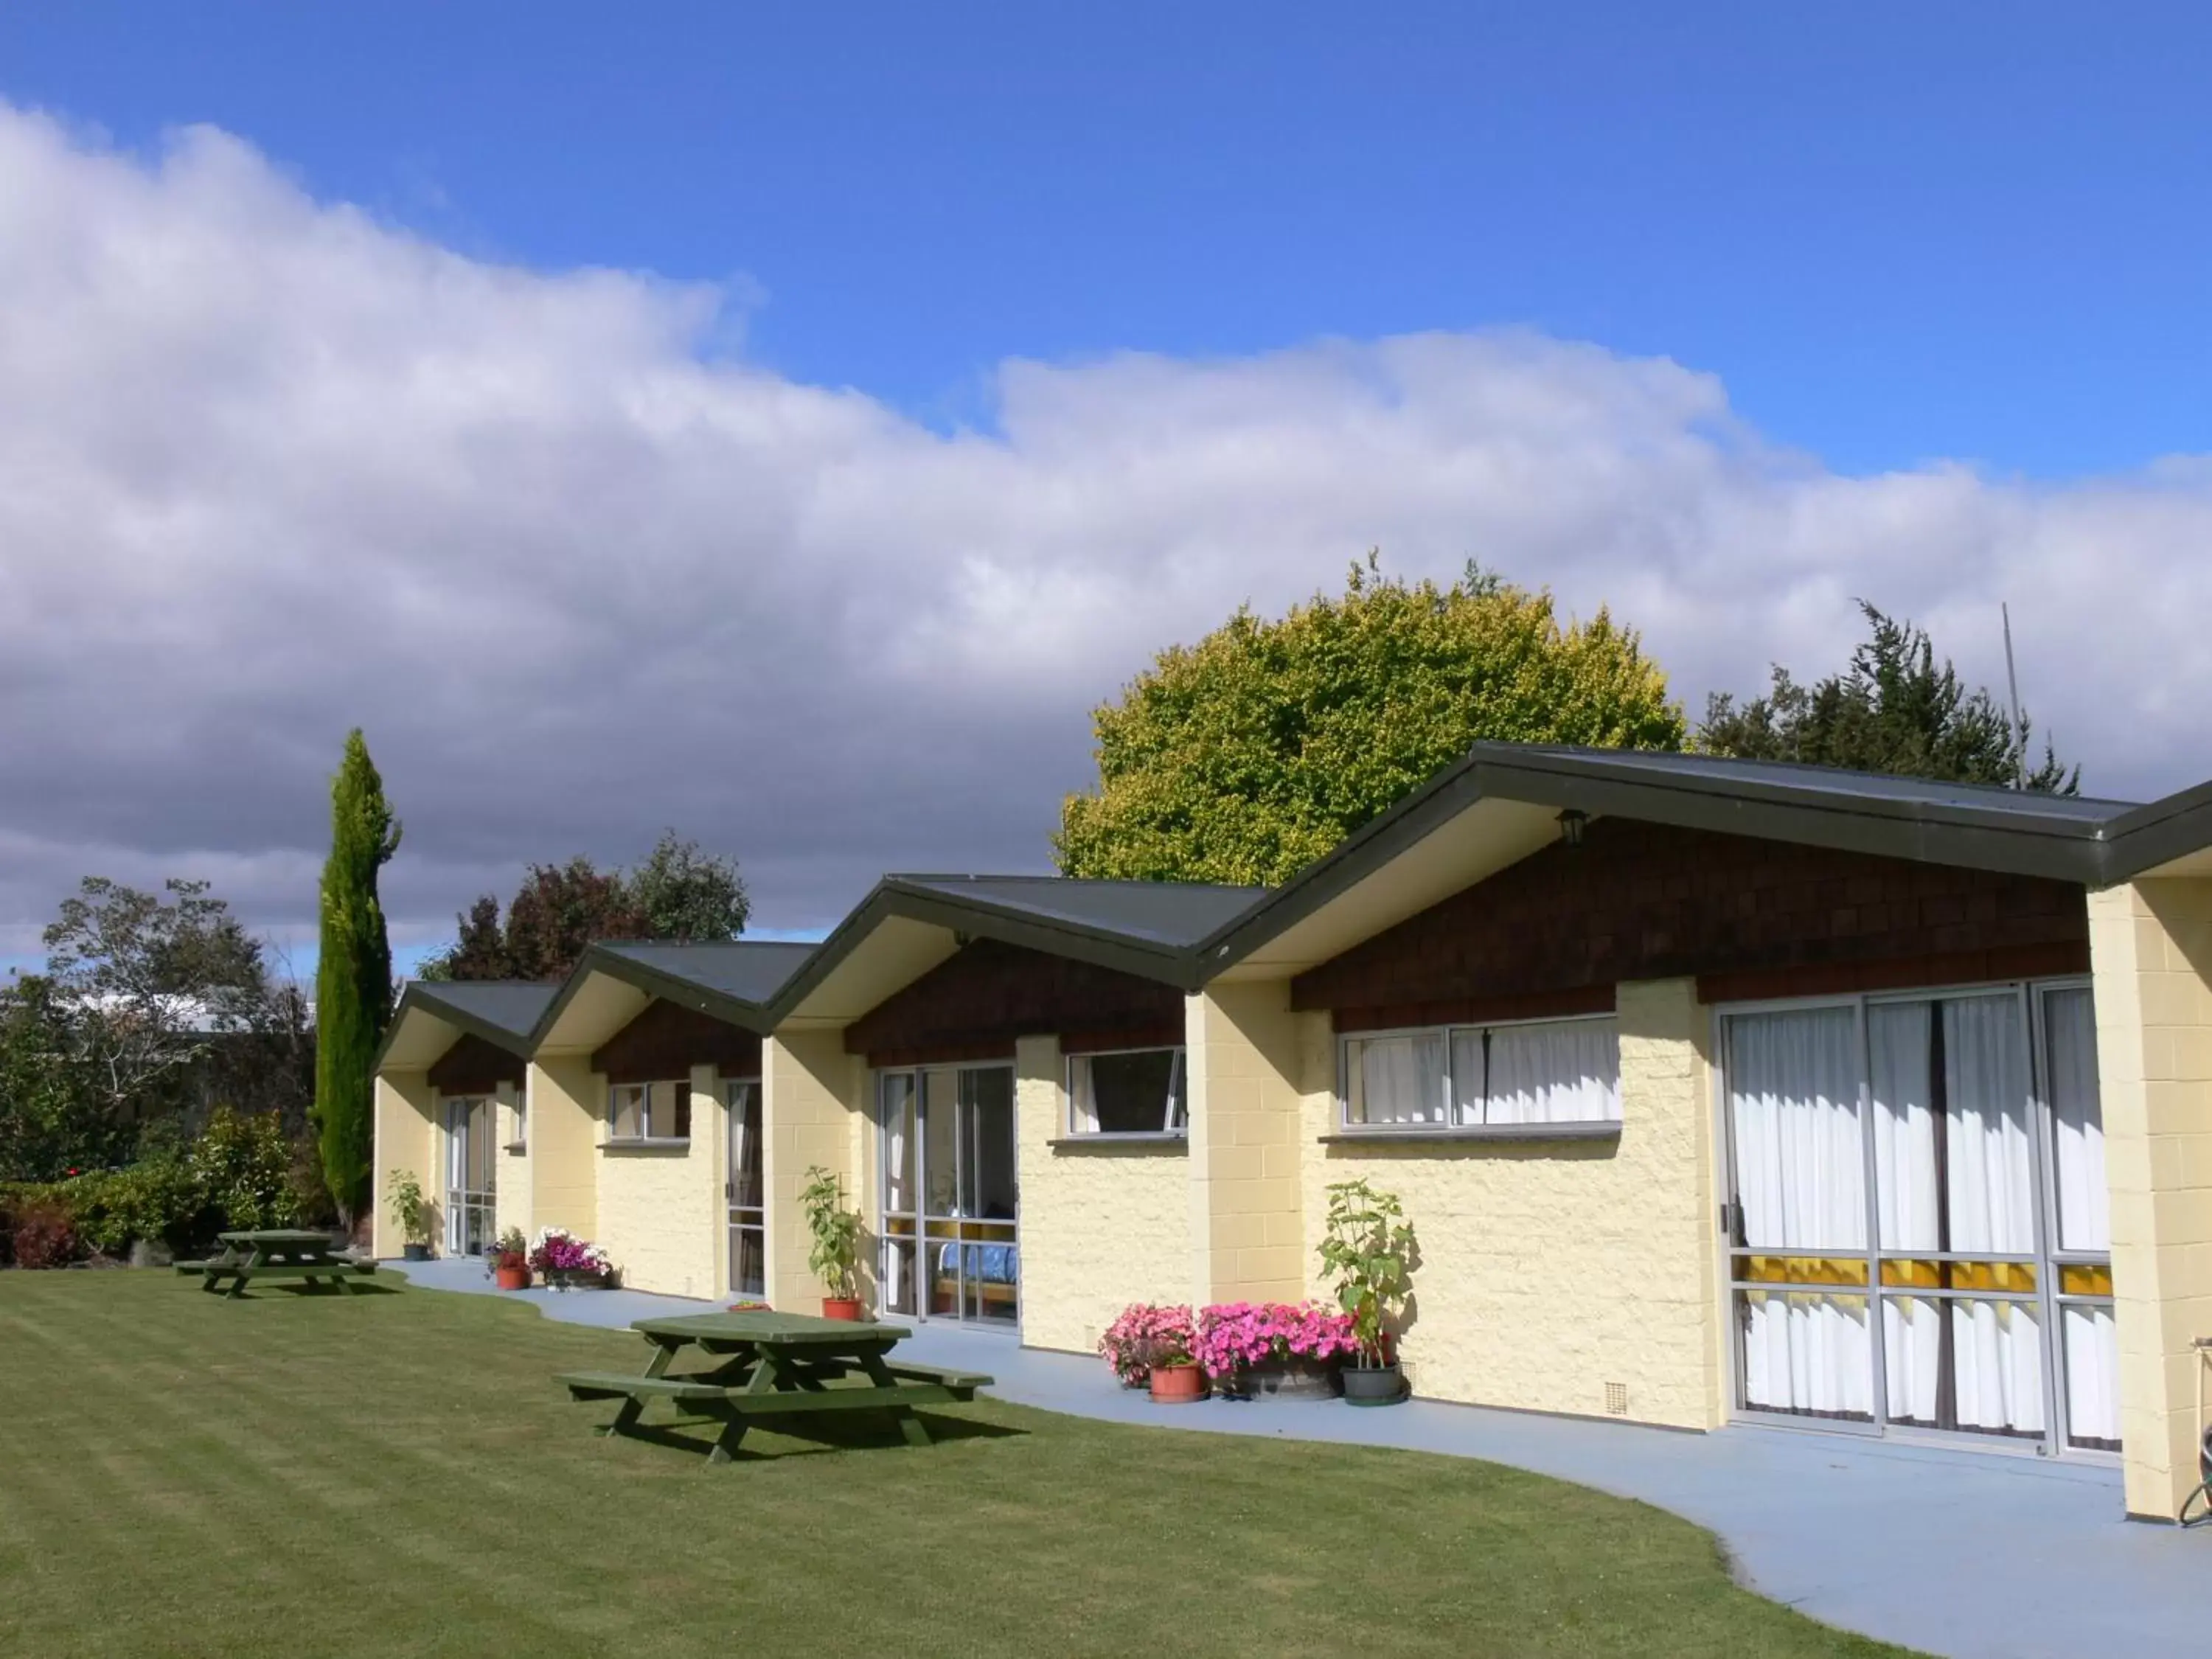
[2045,989,2109,1253]
[1743,1291,1873,1419]
[2062,1304,2121,1446]
[1882,1296,1943,1425]
[1450,1029,1486,1124]
[1730,1008,1865,1252]
[1484,1020,1621,1124]
[881,1074,914,1213]
[1871,1003,1938,1251]
[1951,1300,2046,1435]
[1729,1009,1870,1417]
[1943,997,2036,1257]
[1352,1034,1447,1125]
[727,1082,758,1207]
[1163,1050,1185,1132]
[1068,1057,1099,1135]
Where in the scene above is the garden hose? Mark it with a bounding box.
[2178,1426,2212,1526]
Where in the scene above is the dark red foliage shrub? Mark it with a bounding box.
[10,1200,79,1269]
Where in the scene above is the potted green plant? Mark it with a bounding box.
[1317,1177,1416,1407]
[487,1225,530,1290]
[801,1165,864,1320]
[387,1169,432,1262]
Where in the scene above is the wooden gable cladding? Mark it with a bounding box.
[427,1033,525,1095]
[591,997,762,1085]
[843,938,1184,1065]
[1292,816,2091,1022]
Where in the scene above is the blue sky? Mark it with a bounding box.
[4,5,2211,981]
[4,4,2207,478]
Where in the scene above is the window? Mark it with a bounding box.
[608,1079,692,1142]
[1719,982,2116,1456]
[1068,1047,1186,1135]
[1340,1017,1619,1130]
[506,1091,527,1152]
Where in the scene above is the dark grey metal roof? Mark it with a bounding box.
[375,979,557,1068]
[595,940,818,1006]
[890,876,1267,949]
[407,981,556,1042]
[529,938,818,1040]
[763,874,1272,1016]
[1532,745,2131,822]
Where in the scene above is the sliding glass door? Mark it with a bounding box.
[443,1096,495,1257]
[1722,981,2116,1455]
[877,1063,1018,1327]
[726,1079,764,1298]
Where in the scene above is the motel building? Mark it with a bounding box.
[373,742,2212,1522]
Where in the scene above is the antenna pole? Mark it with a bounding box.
[2002,602,2026,789]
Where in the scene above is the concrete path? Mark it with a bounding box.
[390,1260,2205,1658]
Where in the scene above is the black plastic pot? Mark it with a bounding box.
[402,1243,431,1262]
[1342,1362,1405,1408]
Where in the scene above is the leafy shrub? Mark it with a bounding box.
[191,1107,301,1234]
[1,1108,307,1265]
[11,1197,79,1268]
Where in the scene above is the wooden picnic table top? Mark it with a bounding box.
[218,1229,341,1248]
[631,1311,915,1348]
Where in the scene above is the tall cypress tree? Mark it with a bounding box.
[315,729,401,1231]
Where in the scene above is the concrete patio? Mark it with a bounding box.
[389,1258,2205,1659]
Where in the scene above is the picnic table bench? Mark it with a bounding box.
[175,1230,376,1298]
[558,1310,993,1464]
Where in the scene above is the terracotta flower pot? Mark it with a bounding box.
[494,1262,530,1291]
[1148,1361,1206,1405]
[821,1296,863,1321]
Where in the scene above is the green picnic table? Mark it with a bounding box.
[175,1229,377,1298]
[558,1310,993,1464]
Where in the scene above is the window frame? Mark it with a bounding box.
[605,1077,692,1145]
[1335,1012,1621,1135]
[1063,1044,1189,1139]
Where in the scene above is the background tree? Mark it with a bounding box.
[40,876,268,1120]
[313,730,400,1229]
[2,879,314,1182]
[1056,557,1686,886]
[630,830,751,942]
[422,831,750,983]
[1700,601,2079,792]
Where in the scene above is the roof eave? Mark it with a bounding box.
[761,880,1206,1027]
[1196,746,2121,978]
[526,943,784,1048]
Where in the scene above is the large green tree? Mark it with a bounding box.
[1056,557,1686,886]
[420,831,750,984]
[1700,602,2079,792]
[313,730,400,1228]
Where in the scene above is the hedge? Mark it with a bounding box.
[1,1107,311,1267]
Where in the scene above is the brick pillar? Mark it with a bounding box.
[1188,981,1311,1305]
[2089,879,2212,1520]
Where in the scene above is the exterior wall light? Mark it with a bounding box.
[1557,808,1587,848]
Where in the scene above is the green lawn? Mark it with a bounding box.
[0,1273,1912,1659]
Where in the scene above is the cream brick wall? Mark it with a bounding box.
[1295,978,1723,1430]
[1015,1034,1194,1354]
[596,1062,722,1298]
[2090,878,2212,1520]
[526,1054,601,1243]
[1189,982,1314,1305]
[372,1070,434,1259]
[764,1030,864,1313]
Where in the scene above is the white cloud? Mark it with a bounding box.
[2,103,2210,957]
